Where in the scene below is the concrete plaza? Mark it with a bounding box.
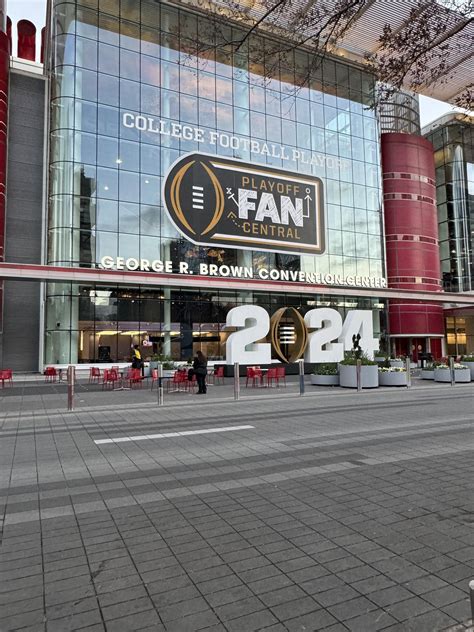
[1,378,474,631]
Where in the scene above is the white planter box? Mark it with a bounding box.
[379,371,407,386]
[420,370,435,380]
[389,360,404,368]
[310,374,339,386]
[339,364,378,388]
[461,361,474,379]
[434,368,471,383]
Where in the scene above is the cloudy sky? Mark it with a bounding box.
[10,0,465,127]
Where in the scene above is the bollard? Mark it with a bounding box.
[449,356,455,386]
[356,359,362,392]
[298,359,305,396]
[469,580,474,622]
[405,356,411,389]
[234,362,240,400]
[157,363,164,406]
[67,365,75,411]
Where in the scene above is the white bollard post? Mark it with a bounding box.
[449,356,455,386]
[298,359,305,395]
[234,363,240,400]
[356,359,362,392]
[67,365,75,411]
[405,356,411,389]
[157,363,164,406]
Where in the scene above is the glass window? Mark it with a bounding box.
[119,201,140,233]
[119,139,139,171]
[141,84,160,115]
[140,175,160,205]
[98,42,119,75]
[97,135,118,168]
[98,73,119,106]
[180,65,198,96]
[76,36,98,71]
[74,132,97,165]
[96,199,118,231]
[119,233,139,259]
[120,78,140,110]
[120,48,140,81]
[97,104,119,136]
[96,230,118,260]
[119,170,140,202]
[97,167,118,199]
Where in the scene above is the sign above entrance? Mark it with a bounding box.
[163,153,324,256]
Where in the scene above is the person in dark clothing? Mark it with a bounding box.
[193,350,208,394]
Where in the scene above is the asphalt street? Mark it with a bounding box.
[1,384,474,631]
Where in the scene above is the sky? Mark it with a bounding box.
[9,0,467,128]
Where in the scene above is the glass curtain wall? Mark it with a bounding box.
[46,0,385,363]
[45,283,385,363]
[427,119,474,292]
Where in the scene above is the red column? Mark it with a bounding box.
[17,19,36,61]
[0,26,7,333]
[381,133,444,355]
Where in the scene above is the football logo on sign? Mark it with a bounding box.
[163,153,325,256]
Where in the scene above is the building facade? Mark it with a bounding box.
[2,0,473,371]
[43,0,386,366]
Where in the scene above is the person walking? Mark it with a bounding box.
[193,350,208,394]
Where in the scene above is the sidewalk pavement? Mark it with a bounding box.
[0,371,472,418]
[1,381,474,631]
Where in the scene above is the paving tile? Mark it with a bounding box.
[327,596,377,622]
[270,596,321,621]
[386,596,434,621]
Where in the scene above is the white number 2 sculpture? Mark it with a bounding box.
[225,305,272,365]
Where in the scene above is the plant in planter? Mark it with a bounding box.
[339,352,379,388]
[378,366,408,386]
[461,356,474,379]
[434,363,471,383]
[389,356,405,368]
[150,354,176,375]
[420,363,436,380]
[310,364,339,386]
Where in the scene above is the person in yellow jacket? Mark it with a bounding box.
[132,345,143,375]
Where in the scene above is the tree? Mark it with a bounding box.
[192,0,473,110]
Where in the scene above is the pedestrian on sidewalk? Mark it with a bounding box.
[193,350,208,394]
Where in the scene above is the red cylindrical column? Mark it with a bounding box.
[381,133,444,354]
[6,15,10,54]
[40,26,45,63]
[0,3,8,334]
[17,19,36,61]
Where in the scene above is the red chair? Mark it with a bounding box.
[213,366,224,385]
[45,367,57,382]
[275,366,286,387]
[266,367,278,387]
[150,368,159,390]
[129,368,143,388]
[167,370,187,392]
[0,369,13,388]
[89,367,101,383]
[246,367,262,387]
[102,368,119,389]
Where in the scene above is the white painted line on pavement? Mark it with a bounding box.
[94,424,255,445]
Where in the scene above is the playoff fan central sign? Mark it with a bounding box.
[163,153,325,256]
